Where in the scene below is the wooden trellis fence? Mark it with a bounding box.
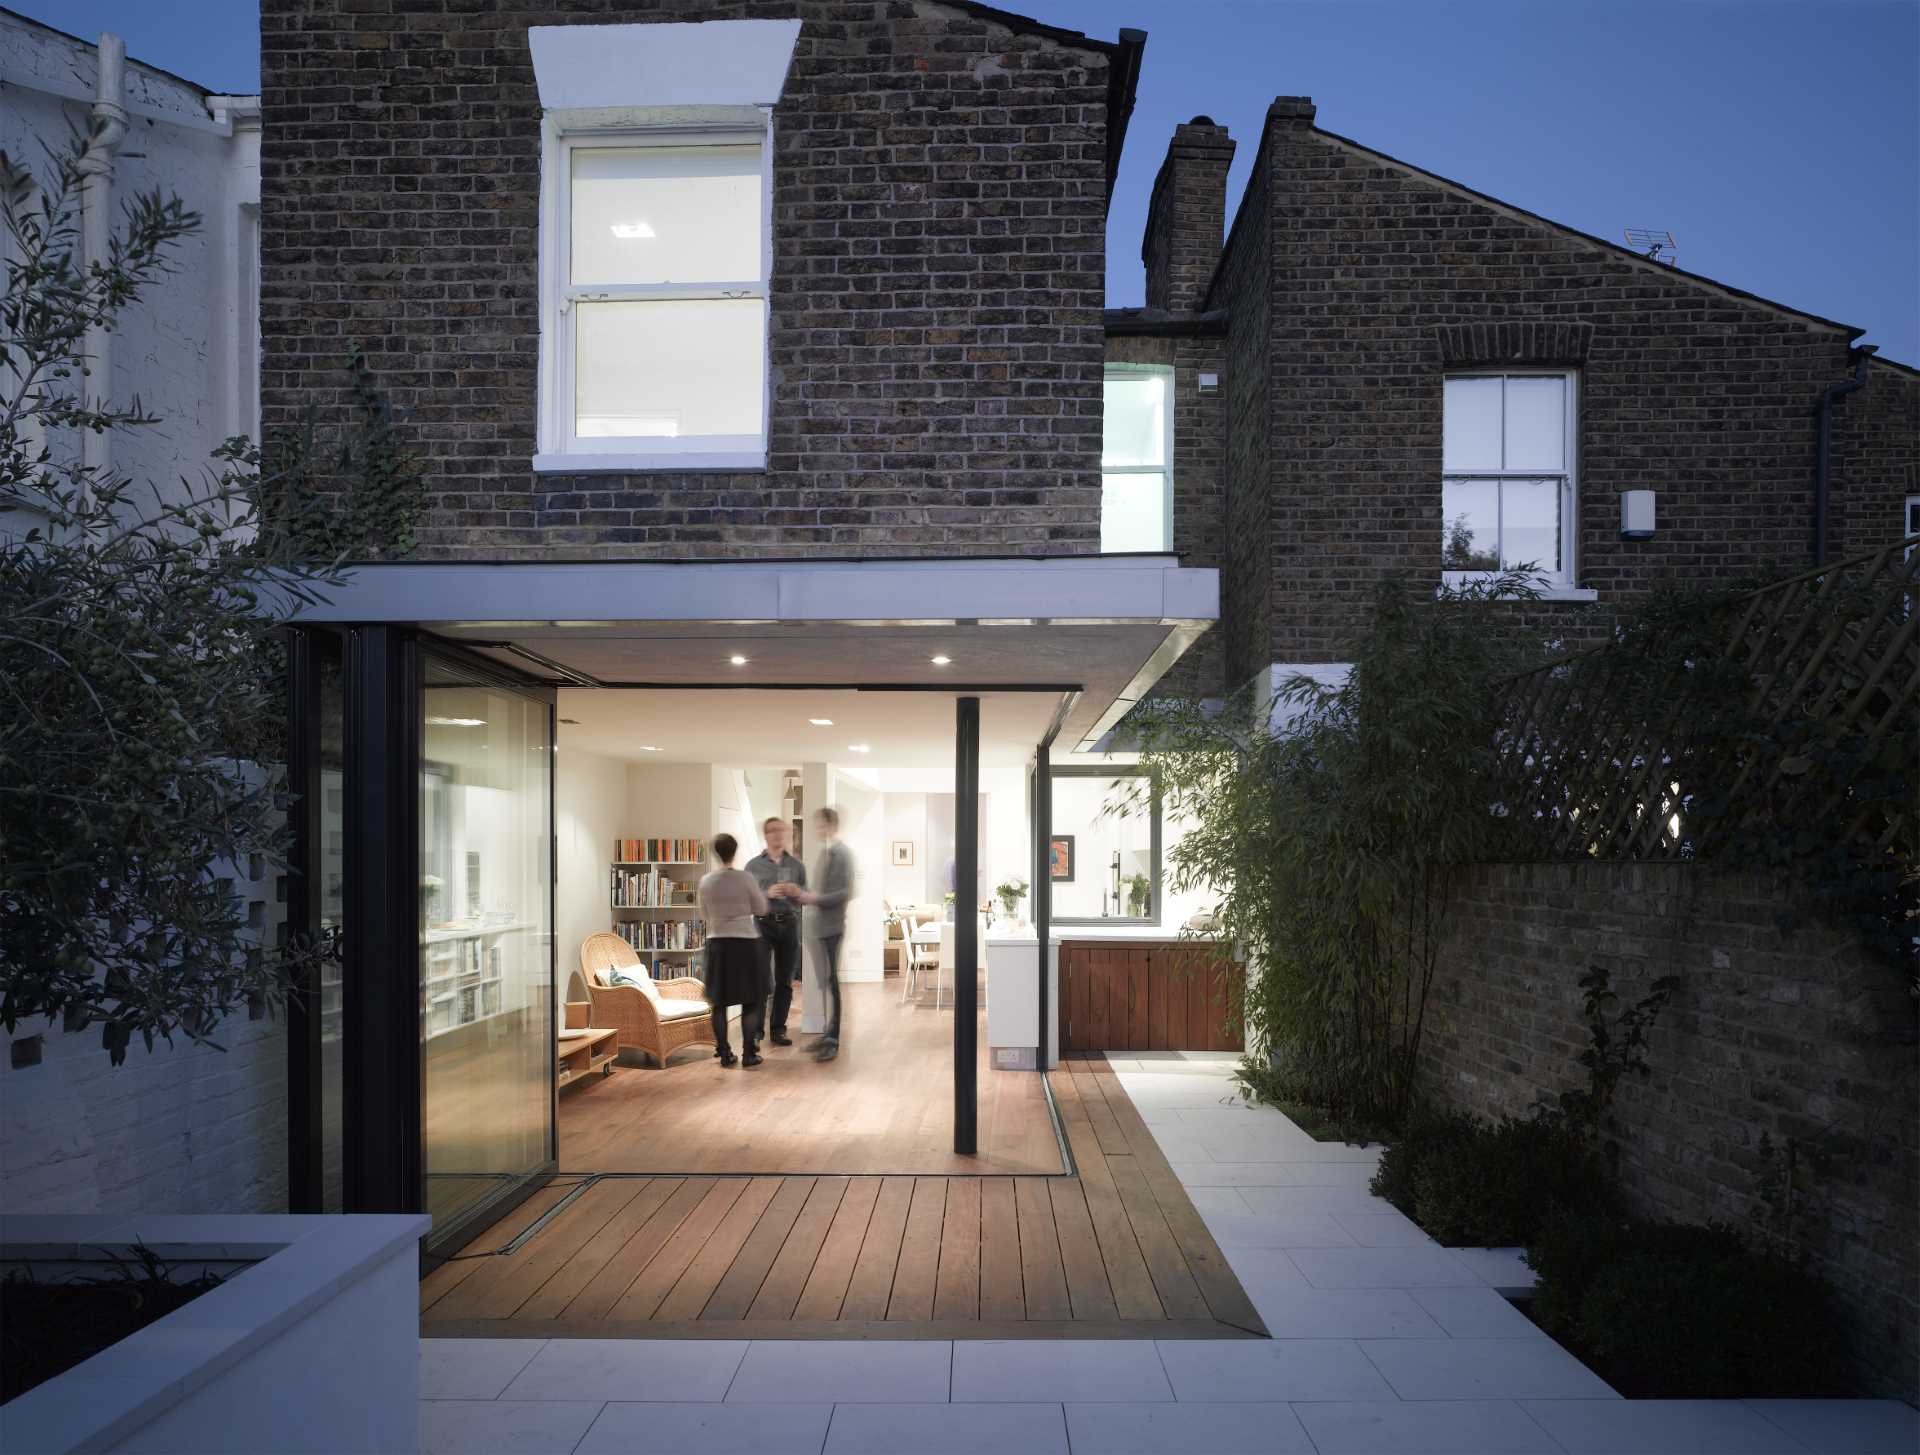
[1491,535,1919,864]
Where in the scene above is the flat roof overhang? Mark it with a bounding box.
[285,555,1217,751]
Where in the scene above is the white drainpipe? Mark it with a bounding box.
[75,32,128,478]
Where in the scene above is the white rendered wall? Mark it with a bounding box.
[555,744,628,997]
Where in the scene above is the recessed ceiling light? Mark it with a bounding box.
[808,718,834,726]
[609,221,655,239]
[638,744,662,753]
[427,716,486,727]
[729,655,748,666]
[847,744,871,754]
[930,655,952,666]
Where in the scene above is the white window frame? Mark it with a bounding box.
[1441,369,1593,601]
[534,111,774,474]
[1101,362,1175,554]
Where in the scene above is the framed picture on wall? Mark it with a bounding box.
[891,841,915,867]
[1048,834,1075,882]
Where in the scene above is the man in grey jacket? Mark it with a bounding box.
[769,805,854,1062]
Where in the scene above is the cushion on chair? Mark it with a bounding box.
[655,998,711,1022]
[605,966,664,1002]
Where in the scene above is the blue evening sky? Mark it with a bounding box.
[17,0,1918,362]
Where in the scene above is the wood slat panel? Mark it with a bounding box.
[792,1177,883,1321]
[1166,960,1188,1047]
[1129,950,1151,1050]
[1146,948,1170,1051]
[932,1177,981,1321]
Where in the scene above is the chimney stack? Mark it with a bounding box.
[1142,116,1235,313]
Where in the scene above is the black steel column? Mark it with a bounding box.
[342,625,423,1214]
[284,627,323,1212]
[954,696,979,1155]
[1033,736,1052,1074]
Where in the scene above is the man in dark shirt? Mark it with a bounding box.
[744,816,807,1047]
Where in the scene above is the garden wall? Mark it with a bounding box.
[1423,861,1918,1402]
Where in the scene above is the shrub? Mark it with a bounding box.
[1372,1112,1613,1246]
[1527,1211,1843,1397]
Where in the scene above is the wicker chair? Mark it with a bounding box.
[577,932,716,1068]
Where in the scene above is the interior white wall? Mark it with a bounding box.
[625,760,714,842]
[556,743,626,996]
[881,793,927,906]
[827,767,884,983]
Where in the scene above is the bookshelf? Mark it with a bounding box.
[611,838,707,977]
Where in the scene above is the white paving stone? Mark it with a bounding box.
[1522,1398,1810,1453]
[1408,1287,1546,1339]
[577,1401,833,1454]
[1287,1245,1485,1289]
[1222,1245,1313,1285]
[1239,1184,1400,1215]
[1164,1161,1316,1188]
[1331,1210,1434,1247]
[1293,1399,1564,1453]
[500,1337,747,1403]
[419,1337,548,1400]
[1270,1160,1381,1189]
[1155,1338,1395,1401]
[728,1341,952,1404]
[1183,1185,1254,1215]
[950,1340,1172,1403]
[1444,1246,1538,1291]
[1064,1401,1316,1453]
[823,1401,1066,1454]
[1744,1398,1920,1453]
[418,1399,603,1455]
[1204,1211,1361,1248]
[1360,1337,1618,1401]
[1253,1288,1449,1339]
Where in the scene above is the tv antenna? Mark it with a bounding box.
[1624,227,1677,267]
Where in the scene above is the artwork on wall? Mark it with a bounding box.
[1048,834,1075,882]
[890,841,915,867]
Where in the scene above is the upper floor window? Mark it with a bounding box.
[1102,365,1173,553]
[538,127,771,472]
[1442,372,1577,585]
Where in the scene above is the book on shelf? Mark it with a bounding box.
[616,837,705,864]
[614,918,707,953]
[609,865,699,908]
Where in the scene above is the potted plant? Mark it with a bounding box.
[1125,872,1151,918]
[995,876,1028,924]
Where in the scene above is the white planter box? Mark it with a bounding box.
[0,1213,427,1454]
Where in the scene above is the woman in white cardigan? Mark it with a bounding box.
[698,833,770,1067]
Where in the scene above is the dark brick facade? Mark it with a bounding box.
[260,1,1125,558]
[1424,861,1919,1403]
[1182,100,1920,691]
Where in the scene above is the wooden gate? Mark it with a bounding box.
[1058,940,1242,1053]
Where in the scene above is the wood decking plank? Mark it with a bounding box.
[515,1177,682,1321]
[1050,1072,1164,1321]
[1048,1176,1118,1321]
[885,1177,947,1321]
[701,1176,817,1321]
[793,1177,883,1320]
[1014,1176,1072,1320]
[977,1177,1024,1320]
[558,1176,717,1321]
[932,1177,981,1321]
[653,1176,783,1321]
[747,1176,848,1321]
[607,1179,749,1321]
[419,1182,570,1314]
[839,1176,914,1321]
[431,1178,648,1322]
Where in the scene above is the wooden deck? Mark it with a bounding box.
[421,1058,1267,1340]
[556,982,1062,1177]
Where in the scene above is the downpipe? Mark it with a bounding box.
[75,31,129,481]
[1811,344,1875,566]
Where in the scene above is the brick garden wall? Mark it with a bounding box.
[260,0,1114,557]
[1218,104,1918,670]
[1424,861,1919,1402]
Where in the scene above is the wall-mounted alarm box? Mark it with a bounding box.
[1620,490,1656,540]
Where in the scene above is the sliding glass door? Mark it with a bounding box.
[419,652,556,1240]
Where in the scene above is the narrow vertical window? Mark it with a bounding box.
[1442,372,1577,584]
[1101,365,1173,553]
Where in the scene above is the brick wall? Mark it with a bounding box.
[1216,101,1919,669]
[1141,119,1232,314]
[1424,861,1918,1402]
[260,1,1114,558]
[1834,359,1920,549]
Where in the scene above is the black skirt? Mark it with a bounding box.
[704,936,768,1008]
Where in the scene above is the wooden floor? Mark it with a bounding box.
[557,981,1062,1177]
[421,1057,1267,1341]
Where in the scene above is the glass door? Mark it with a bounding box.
[419,651,555,1241]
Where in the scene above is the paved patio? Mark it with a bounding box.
[418,1053,1919,1453]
